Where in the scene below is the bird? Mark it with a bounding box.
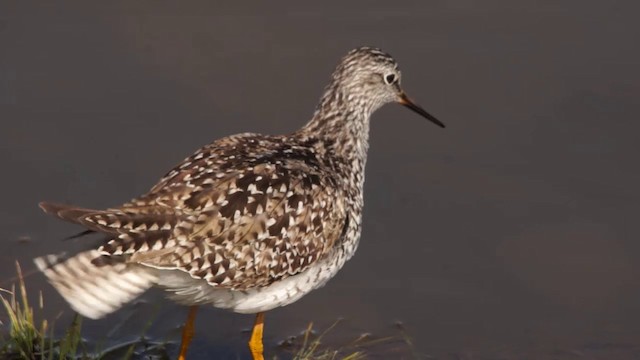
[34,46,444,360]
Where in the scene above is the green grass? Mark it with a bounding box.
[0,262,157,360]
[0,262,89,359]
[1,262,418,360]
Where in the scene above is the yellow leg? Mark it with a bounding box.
[177,306,199,360]
[248,312,265,360]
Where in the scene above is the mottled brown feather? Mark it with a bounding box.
[41,134,348,291]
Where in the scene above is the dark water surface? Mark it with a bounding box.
[2,2,640,359]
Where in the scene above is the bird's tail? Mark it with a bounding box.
[33,250,157,319]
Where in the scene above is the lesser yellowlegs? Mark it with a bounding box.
[35,47,444,360]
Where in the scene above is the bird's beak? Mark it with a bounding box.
[398,92,445,128]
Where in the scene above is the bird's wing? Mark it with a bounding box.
[96,134,347,290]
[39,202,180,235]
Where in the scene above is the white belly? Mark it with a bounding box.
[154,252,347,314]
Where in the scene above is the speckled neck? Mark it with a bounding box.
[296,81,373,177]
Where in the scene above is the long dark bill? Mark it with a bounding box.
[399,93,445,128]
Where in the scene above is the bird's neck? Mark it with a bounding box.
[297,87,372,169]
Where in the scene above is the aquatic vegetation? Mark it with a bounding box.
[282,319,420,360]
[289,322,366,360]
[0,262,88,359]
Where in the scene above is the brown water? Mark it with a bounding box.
[2,1,640,359]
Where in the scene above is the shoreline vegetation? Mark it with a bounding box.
[1,262,417,359]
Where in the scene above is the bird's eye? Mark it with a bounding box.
[384,73,396,85]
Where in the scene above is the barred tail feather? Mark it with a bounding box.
[34,250,157,319]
